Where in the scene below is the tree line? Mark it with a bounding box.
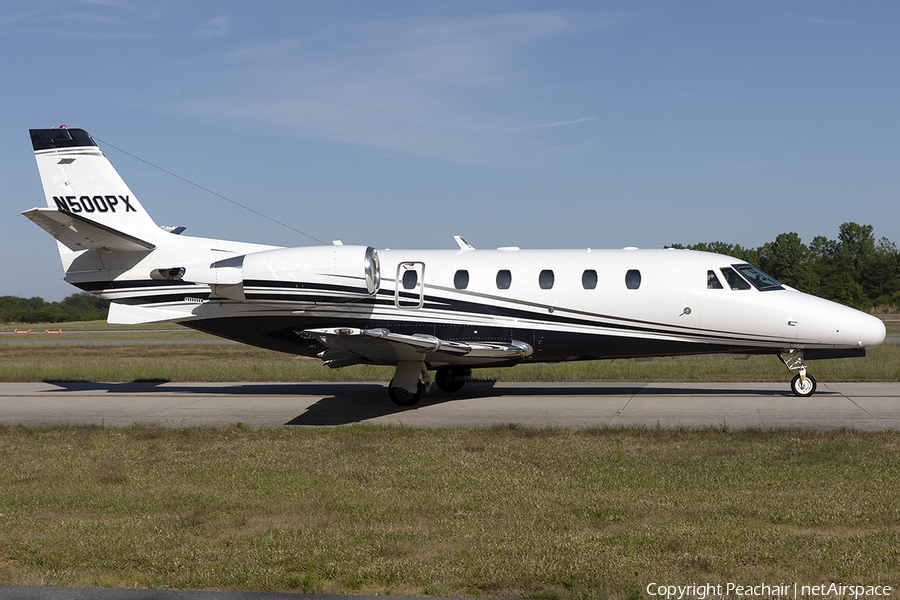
[0,293,110,324]
[669,222,900,311]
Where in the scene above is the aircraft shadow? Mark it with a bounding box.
[41,379,387,397]
[286,381,793,426]
[40,380,794,427]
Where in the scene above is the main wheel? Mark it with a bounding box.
[435,366,471,393]
[791,373,817,397]
[388,379,425,406]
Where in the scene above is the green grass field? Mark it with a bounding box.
[1,425,898,598]
[1,319,898,598]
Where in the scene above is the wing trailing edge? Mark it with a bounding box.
[301,327,532,368]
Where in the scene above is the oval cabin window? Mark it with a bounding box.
[539,270,554,289]
[625,269,641,290]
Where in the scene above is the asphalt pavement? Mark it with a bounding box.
[1,380,897,431]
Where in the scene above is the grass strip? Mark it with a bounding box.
[0,425,897,598]
[1,318,897,384]
[0,342,897,383]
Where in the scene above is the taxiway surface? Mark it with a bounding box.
[1,381,898,431]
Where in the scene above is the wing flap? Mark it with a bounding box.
[301,327,532,368]
[107,301,199,325]
[22,207,156,252]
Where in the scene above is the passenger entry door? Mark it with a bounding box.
[394,262,425,309]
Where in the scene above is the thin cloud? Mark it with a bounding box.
[198,15,232,37]
[78,0,135,8]
[176,13,577,162]
[228,38,308,59]
[497,118,596,133]
[776,13,843,26]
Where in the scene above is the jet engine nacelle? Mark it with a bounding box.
[188,245,380,306]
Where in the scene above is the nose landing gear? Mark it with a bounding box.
[779,350,817,397]
[790,371,817,397]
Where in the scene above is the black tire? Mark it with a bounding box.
[435,366,470,393]
[388,380,424,406]
[791,373,817,397]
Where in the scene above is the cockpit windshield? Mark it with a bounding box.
[733,264,784,291]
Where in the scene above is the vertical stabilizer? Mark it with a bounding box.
[28,128,161,245]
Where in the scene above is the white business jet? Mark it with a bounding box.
[23,127,886,405]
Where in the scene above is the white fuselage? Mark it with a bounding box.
[84,234,884,364]
[24,127,886,400]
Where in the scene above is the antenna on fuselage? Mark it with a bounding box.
[454,235,475,251]
[93,135,329,246]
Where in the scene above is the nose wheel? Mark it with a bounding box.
[790,372,817,397]
[780,350,818,397]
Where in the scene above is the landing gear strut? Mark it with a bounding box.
[779,350,817,397]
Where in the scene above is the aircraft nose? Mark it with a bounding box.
[845,310,886,349]
[798,294,886,348]
[866,314,886,348]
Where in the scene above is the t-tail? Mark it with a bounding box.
[24,127,162,271]
[22,127,328,325]
[22,127,274,323]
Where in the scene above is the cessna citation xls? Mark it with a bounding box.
[23,127,886,405]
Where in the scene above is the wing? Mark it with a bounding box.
[300,327,533,368]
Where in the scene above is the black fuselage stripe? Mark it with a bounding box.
[80,279,788,345]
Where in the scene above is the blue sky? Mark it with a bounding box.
[3,1,899,301]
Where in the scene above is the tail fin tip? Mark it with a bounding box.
[30,128,97,152]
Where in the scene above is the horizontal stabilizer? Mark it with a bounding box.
[301,327,532,368]
[22,208,156,252]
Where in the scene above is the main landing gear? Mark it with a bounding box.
[779,350,817,397]
[387,362,472,406]
[434,366,472,393]
[387,380,428,406]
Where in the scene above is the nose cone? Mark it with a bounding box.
[865,314,886,348]
[843,309,886,349]
[798,294,886,348]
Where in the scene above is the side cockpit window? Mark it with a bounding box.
[719,267,751,290]
[707,270,723,289]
